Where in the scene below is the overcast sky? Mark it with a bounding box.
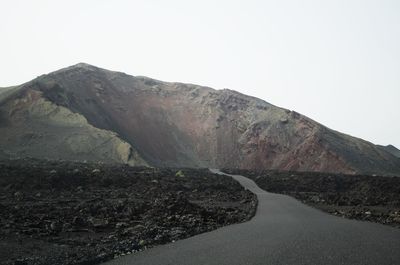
[1,0,399,148]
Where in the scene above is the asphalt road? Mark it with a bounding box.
[103,169,400,265]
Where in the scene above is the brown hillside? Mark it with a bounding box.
[0,63,399,175]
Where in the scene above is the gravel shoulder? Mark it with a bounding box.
[0,160,257,265]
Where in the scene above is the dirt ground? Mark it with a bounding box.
[0,159,257,265]
[223,169,400,228]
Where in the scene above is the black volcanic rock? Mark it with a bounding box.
[0,159,257,265]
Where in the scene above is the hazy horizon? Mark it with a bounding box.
[1,0,399,148]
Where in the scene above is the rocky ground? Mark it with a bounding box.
[224,169,400,228]
[0,159,257,265]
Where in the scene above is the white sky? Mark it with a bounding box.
[1,0,399,148]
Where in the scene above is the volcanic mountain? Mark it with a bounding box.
[0,63,399,175]
[378,145,400,159]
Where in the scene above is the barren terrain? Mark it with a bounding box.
[0,160,256,265]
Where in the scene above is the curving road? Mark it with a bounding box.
[103,169,400,265]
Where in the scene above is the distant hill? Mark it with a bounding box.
[1,63,399,175]
[378,145,400,158]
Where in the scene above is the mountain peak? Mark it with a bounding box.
[387,144,399,150]
[380,145,400,158]
[71,62,97,69]
[51,63,100,75]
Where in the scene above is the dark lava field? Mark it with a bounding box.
[0,160,256,265]
[2,159,399,265]
[224,169,400,228]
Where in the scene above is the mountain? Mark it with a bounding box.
[378,145,400,158]
[1,63,399,175]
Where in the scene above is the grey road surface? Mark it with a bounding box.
[103,169,400,265]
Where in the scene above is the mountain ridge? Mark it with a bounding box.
[378,144,400,158]
[0,63,399,175]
